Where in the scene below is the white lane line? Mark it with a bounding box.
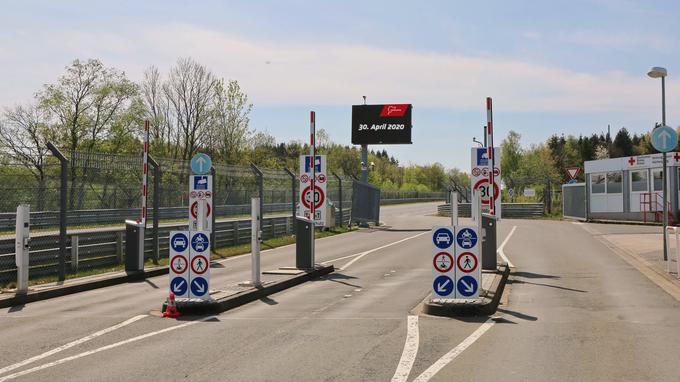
[0,315,216,382]
[0,314,147,376]
[390,315,419,382]
[497,225,517,268]
[338,232,428,271]
[412,318,495,382]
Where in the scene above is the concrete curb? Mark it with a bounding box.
[423,263,510,317]
[162,264,335,315]
[0,267,168,309]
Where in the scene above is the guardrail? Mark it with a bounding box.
[437,203,544,218]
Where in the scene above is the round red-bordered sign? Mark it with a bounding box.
[457,252,478,273]
[191,255,209,275]
[301,185,325,209]
[316,174,327,183]
[190,201,212,218]
[473,179,500,205]
[471,167,481,177]
[300,174,310,183]
[170,255,188,274]
[433,252,454,273]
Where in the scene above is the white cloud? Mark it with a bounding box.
[0,23,664,116]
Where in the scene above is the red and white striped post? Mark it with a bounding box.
[486,98,495,216]
[310,111,316,264]
[141,120,150,227]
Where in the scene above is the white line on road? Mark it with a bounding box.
[391,315,419,382]
[0,314,147,377]
[0,315,216,382]
[336,232,428,271]
[412,318,496,382]
[497,225,517,268]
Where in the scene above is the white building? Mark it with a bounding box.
[584,153,680,222]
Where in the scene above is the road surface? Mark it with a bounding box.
[1,203,680,381]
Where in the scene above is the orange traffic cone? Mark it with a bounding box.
[163,292,181,318]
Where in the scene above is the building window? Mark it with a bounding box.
[591,173,606,194]
[631,170,648,192]
[607,172,622,194]
[653,169,663,191]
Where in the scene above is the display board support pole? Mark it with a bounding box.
[251,197,262,286]
[451,191,458,226]
[361,145,368,183]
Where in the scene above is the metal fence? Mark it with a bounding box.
[437,203,545,218]
[562,183,586,220]
[351,180,381,225]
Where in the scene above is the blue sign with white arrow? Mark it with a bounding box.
[190,277,209,297]
[191,153,212,175]
[433,275,454,297]
[457,275,478,298]
[651,125,678,153]
[456,228,478,249]
[170,276,188,296]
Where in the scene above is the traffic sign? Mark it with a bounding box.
[432,227,454,249]
[190,201,212,218]
[189,175,213,232]
[190,277,209,298]
[456,275,478,298]
[191,255,209,275]
[170,276,188,297]
[457,252,478,273]
[566,167,580,180]
[508,188,513,198]
[456,228,477,249]
[432,275,454,297]
[191,153,212,174]
[170,232,189,252]
[651,125,678,153]
[567,179,577,184]
[170,255,188,274]
[298,155,327,226]
[471,147,502,219]
[301,185,325,210]
[433,252,454,273]
[191,232,209,252]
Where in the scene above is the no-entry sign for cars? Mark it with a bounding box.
[351,104,413,145]
[299,155,327,226]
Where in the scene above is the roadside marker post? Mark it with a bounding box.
[251,197,262,286]
[14,204,30,294]
[450,191,458,227]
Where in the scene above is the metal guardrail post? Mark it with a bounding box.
[250,163,264,220]
[147,155,161,265]
[332,172,342,227]
[210,165,216,252]
[46,142,68,281]
[284,168,296,230]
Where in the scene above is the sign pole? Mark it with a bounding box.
[451,191,458,226]
[361,145,368,182]
[486,98,495,217]
[141,120,149,227]
[251,197,261,286]
[310,111,316,266]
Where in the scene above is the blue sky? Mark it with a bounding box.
[1,0,679,170]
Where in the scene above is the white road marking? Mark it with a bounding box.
[0,314,147,376]
[390,315,419,382]
[338,232,428,271]
[412,318,495,382]
[497,225,517,268]
[0,315,216,382]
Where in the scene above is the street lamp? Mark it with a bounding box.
[472,137,484,147]
[647,66,669,261]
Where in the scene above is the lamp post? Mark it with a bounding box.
[647,66,669,261]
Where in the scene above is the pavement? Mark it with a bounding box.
[2,204,680,381]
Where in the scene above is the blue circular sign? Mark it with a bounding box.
[651,125,678,153]
[191,153,212,174]
[170,232,189,252]
[457,276,478,297]
[191,233,209,252]
[433,275,454,297]
[191,277,209,297]
[432,228,454,249]
[508,188,514,197]
[170,276,187,296]
[456,228,477,249]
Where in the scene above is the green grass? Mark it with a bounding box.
[1,226,354,290]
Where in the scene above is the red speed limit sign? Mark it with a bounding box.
[301,185,325,209]
[473,178,500,205]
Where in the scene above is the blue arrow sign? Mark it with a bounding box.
[170,276,187,296]
[457,275,478,297]
[170,232,188,252]
[508,188,514,198]
[568,179,577,184]
[433,275,454,297]
[651,125,678,153]
[191,153,212,175]
[191,277,209,297]
[456,228,478,249]
[191,232,209,252]
[432,228,454,249]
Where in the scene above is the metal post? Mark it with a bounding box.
[310,111,316,265]
[148,155,161,264]
[210,166,216,252]
[250,163,264,221]
[71,235,79,273]
[333,172,342,227]
[46,142,67,281]
[451,191,458,226]
[361,145,368,183]
[662,75,668,262]
[251,197,261,286]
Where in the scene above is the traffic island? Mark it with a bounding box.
[161,264,334,315]
[424,263,510,317]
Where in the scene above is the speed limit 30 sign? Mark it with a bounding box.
[471,147,501,218]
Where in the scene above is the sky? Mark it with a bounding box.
[1,0,679,170]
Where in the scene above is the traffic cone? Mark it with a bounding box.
[163,292,181,318]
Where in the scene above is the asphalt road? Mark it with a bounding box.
[1,204,680,381]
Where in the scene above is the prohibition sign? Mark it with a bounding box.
[473,179,500,205]
[433,252,454,273]
[301,185,325,209]
[300,174,310,183]
[190,201,212,218]
[170,255,188,274]
[457,252,478,273]
[191,255,209,275]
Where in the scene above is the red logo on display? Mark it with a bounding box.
[457,252,478,273]
[379,104,409,117]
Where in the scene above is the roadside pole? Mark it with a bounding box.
[361,145,368,182]
[450,191,458,226]
[310,111,316,265]
[251,197,262,286]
